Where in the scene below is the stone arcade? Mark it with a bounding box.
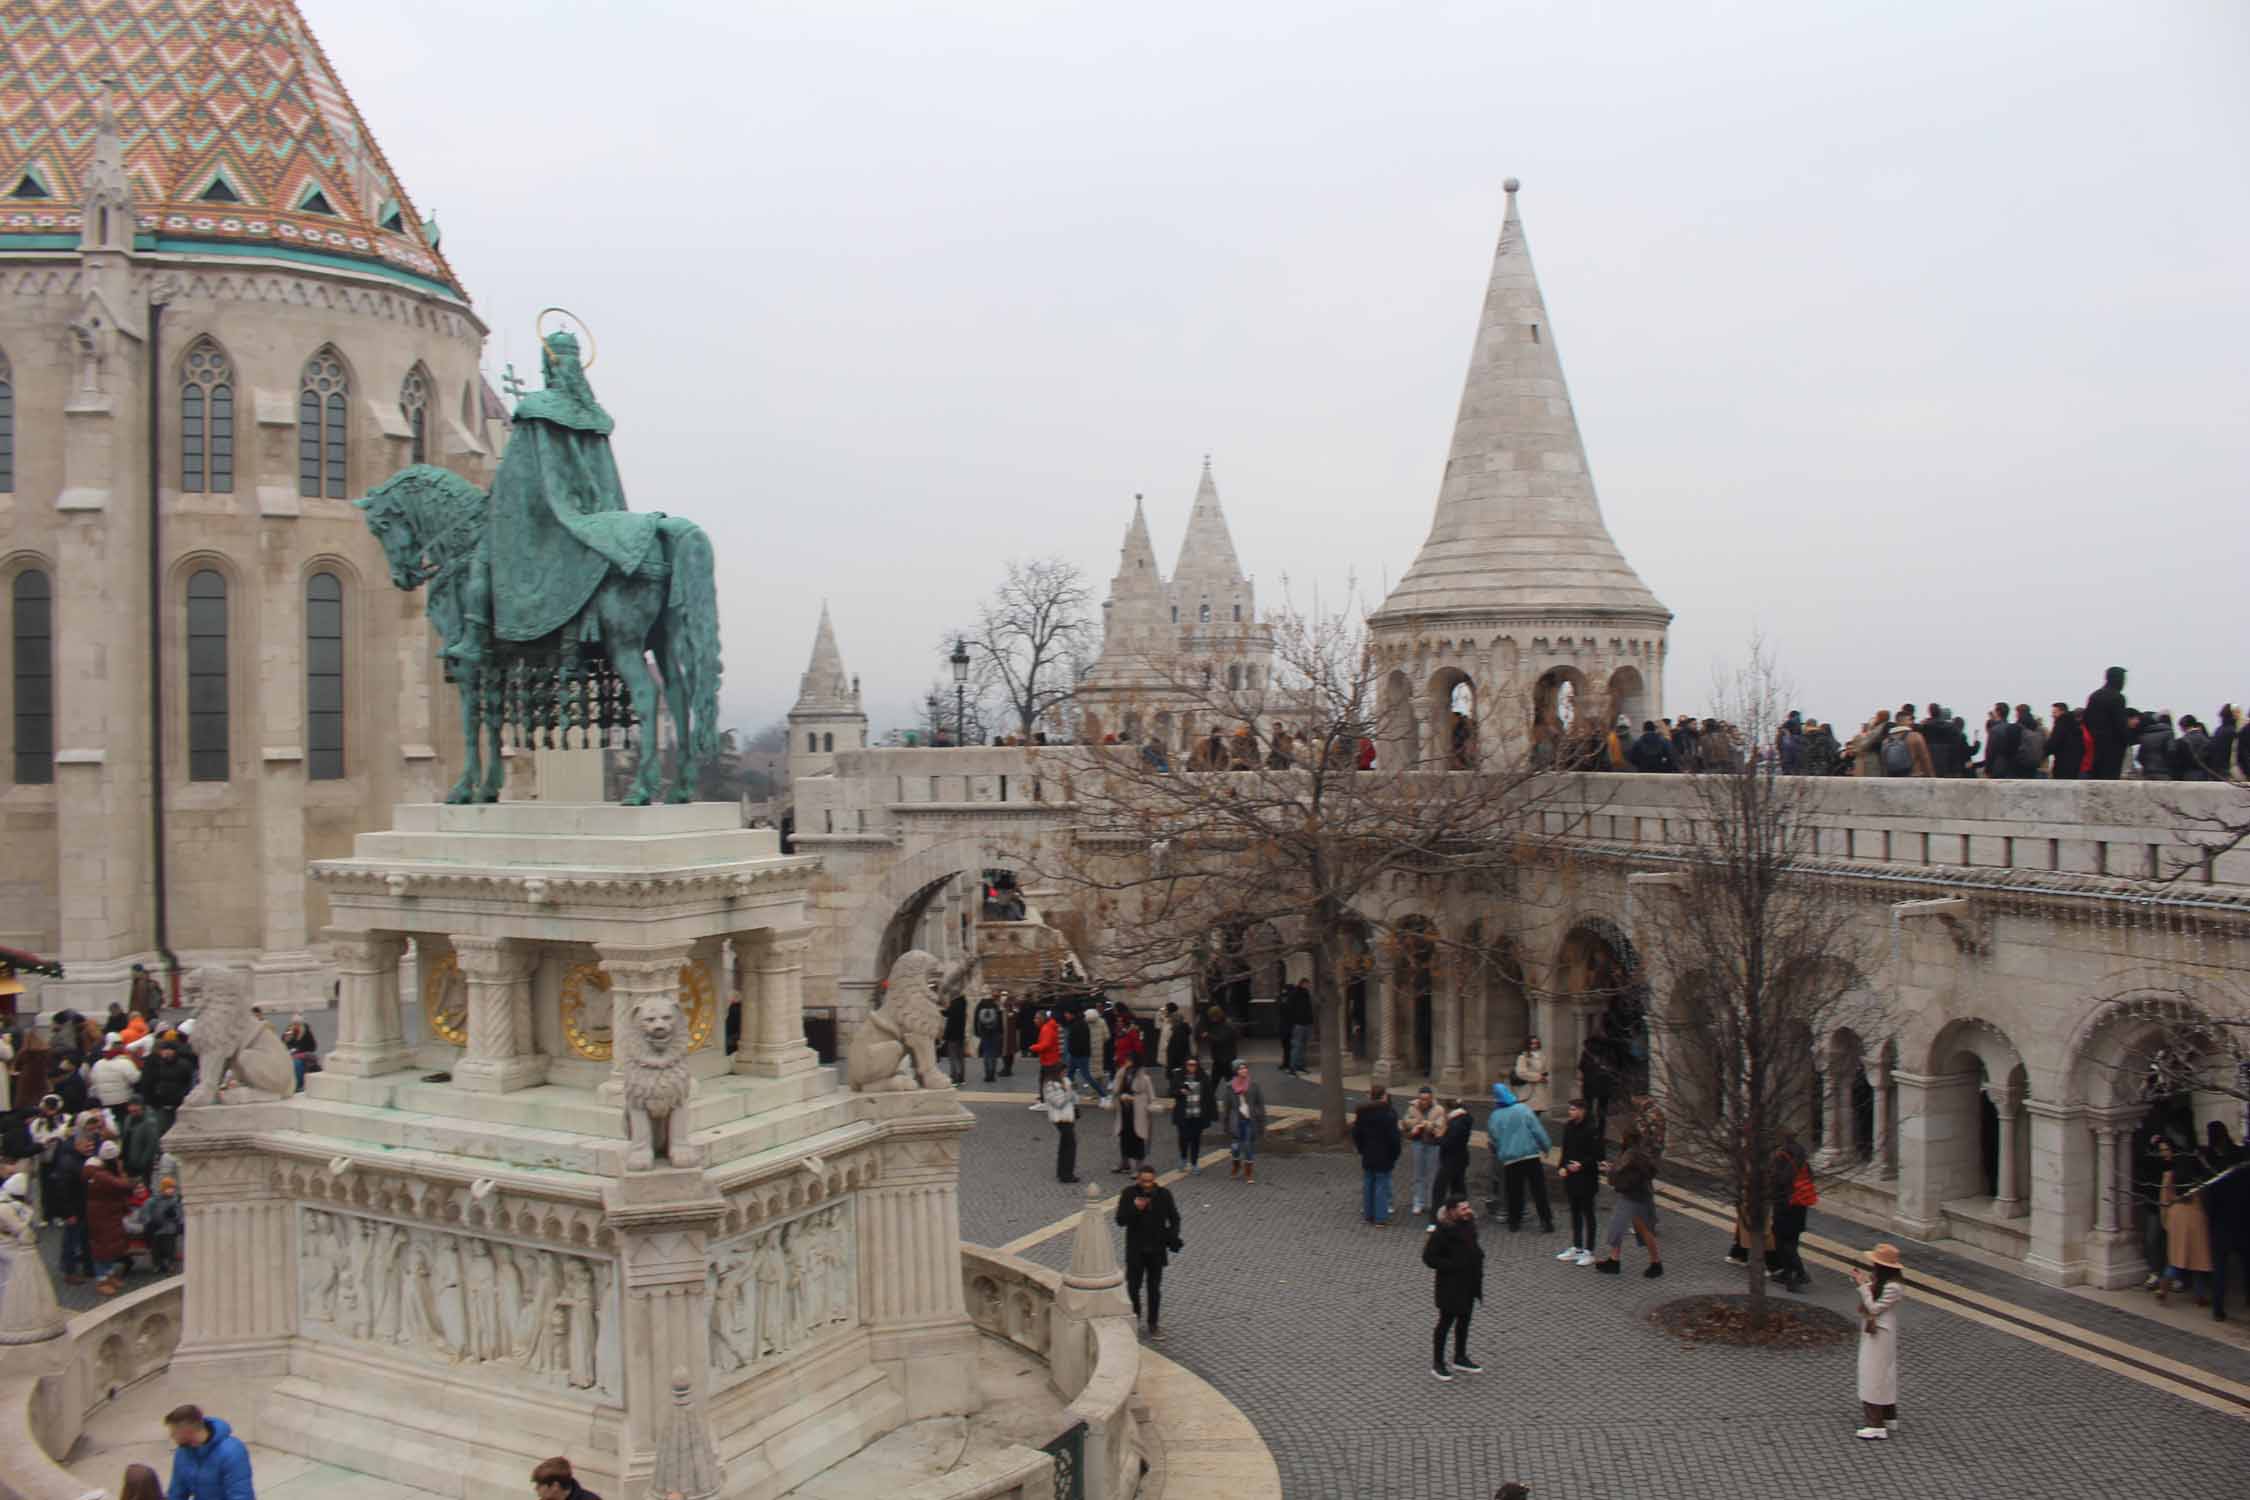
[162,803,988,1498]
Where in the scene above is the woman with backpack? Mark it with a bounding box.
[1771,1140,1817,1292]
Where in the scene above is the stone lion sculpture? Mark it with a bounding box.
[846,950,974,1093]
[622,994,699,1170]
[181,966,297,1105]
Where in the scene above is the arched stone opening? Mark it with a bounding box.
[1604,664,1648,731]
[1532,666,1588,769]
[1427,667,1478,770]
[2065,993,2244,1279]
[1925,1019,2033,1224]
[1464,925,1529,1089]
[1377,669,1420,771]
[1394,917,1439,1079]
[1557,918,1649,1106]
[1664,970,1728,1129]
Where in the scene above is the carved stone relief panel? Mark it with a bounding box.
[298,1206,620,1399]
[706,1200,856,1391]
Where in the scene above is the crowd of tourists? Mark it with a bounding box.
[1573,667,2246,783]
[0,973,275,1298]
[2140,1115,2250,1320]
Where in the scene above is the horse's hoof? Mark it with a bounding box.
[623,791,652,807]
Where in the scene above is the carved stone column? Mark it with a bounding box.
[2092,1125,2120,1234]
[1870,1057,1897,1181]
[1369,969,1397,1088]
[860,1113,978,1421]
[452,935,545,1093]
[168,1127,295,1376]
[1813,1057,1850,1171]
[323,929,410,1078]
[597,942,697,1101]
[604,1171,727,1487]
[731,927,819,1079]
[1988,1084,2025,1219]
[1436,959,1468,1095]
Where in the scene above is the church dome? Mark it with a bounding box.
[0,0,463,299]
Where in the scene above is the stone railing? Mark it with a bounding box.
[962,1245,1146,1500]
[0,1280,185,1500]
[1534,774,2250,891]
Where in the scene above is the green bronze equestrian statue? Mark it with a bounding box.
[357,326,722,806]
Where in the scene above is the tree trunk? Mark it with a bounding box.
[1313,941,1349,1144]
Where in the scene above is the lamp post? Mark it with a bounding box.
[924,691,942,747]
[950,639,971,747]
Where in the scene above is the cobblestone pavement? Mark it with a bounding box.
[956,1063,2250,1499]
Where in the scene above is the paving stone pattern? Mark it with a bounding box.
[958,1069,2250,1499]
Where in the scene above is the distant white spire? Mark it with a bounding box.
[793,602,859,712]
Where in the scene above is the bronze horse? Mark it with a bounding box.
[357,465,722,805]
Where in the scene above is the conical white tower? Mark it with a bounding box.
[1368,181,1669,766]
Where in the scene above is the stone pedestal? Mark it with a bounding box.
[161,803,985,1500]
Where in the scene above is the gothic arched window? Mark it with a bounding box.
[806,732,817,752]
[306,571,344,780]
[1198,602,1210,624]
[0,348,13,494]
[12,568,52,783]
[0,348,13,493]
[822,733,834,752]
[186,568,229,781]
[401,365,430,466]
[298,348,349,498]
[180,337,235,494]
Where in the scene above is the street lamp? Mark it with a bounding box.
[950,639,971,747]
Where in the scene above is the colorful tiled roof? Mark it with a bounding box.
[0,0,464,298]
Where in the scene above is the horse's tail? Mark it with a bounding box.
[666,521,723,765]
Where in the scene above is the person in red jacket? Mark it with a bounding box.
[1031,1010,1064,1088]
[83,1140,134,1297]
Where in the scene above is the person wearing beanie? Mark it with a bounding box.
[120,1099,163,1184]
[89,1038,140,1122]
[84,1137,134,1296]
[145,1176,184,1275]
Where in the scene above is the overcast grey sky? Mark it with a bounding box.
[318,0,2250,736]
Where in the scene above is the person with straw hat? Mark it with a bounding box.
[1852,1243,1906,1439]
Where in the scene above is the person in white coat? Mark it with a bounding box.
[1853,1242,1905,1439]
[1509,1037,1551,1115]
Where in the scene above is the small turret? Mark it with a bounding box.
[788,603,866,782]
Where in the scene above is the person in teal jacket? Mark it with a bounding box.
[165,1405,254,1500]
[1486,1083,1554,1233]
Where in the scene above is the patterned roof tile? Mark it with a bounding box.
[0,0,465,298]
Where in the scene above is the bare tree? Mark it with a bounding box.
[744,719,791,754]
[1640,641,1891,1322]
[1022,595,1568,1143]
[914,678,998,747]
[951,557,1098,741]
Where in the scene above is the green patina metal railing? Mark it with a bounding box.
[1042,1419,1087,1500]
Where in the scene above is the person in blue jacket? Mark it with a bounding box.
[165,1404,254,1500]
[1487,1082,1554,1233]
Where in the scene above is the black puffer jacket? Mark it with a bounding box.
[1422,1217,1485,1314]
[141,1050,197,1110]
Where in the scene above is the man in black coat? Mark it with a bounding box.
[2084,667,2132,780]
[1436,1100,1475,1205]
[1421,1198,1485,1379]
[2202,1158,2249,1324]
[941,994,968,1085]
[1627,722,1677,773]
[1350,1086,1404,1225]
[1557,1098,1606,1263]
[2047,703,2084,780]
[1114,1166,1182,1338]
